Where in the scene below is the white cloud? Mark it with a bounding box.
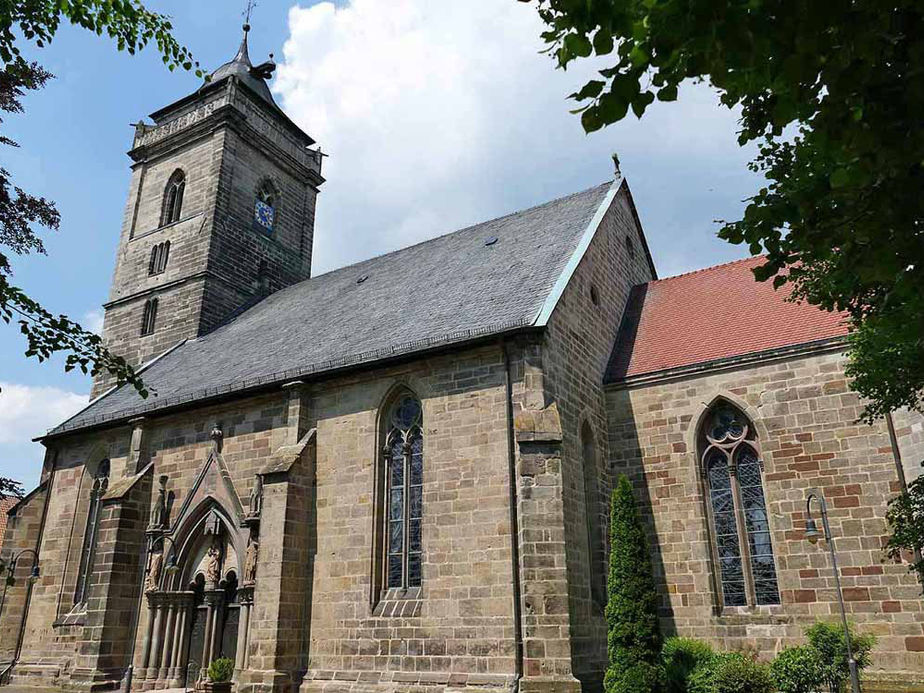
[0,383,86,444]
[82,308,104,335]
[0,383,87,488]
[274,0,754,276]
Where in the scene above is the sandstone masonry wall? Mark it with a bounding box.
[606,349,924,680]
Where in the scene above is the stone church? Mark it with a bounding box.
[2,25,924,693]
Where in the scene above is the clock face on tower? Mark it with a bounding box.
[254,198,275,233]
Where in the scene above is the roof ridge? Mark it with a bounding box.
[647,254,765,285]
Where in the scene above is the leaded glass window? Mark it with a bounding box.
[74,459,110,605]
[383,394,423,590]
[701,403,780,608]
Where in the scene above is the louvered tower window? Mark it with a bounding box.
[140,297,158,336]
[161,170,185,226]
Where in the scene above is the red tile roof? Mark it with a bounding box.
[607,256,848,382]
[0,495,20,550]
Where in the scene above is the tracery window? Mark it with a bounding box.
[254,180,277,234]
[148,241,170,276]
[382,394,423,590]
[74,459,110,605]
[162,170,186,226]
[701,403,780,608]
[141,297,158,336]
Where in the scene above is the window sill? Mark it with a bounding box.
[713,604,786,622]
[372,586,422,617]
[131,213,203,241]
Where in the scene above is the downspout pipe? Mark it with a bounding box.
[886,411,923,577]
[502,339,524,692]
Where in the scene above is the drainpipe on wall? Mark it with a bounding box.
[885,411,924,577]
[502,339,524,693]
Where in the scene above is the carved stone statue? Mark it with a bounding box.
[205,544,221,587]
[243,537,259,585]
[150,475,168,530]
[248,475,263,517]
[145,551,163,593]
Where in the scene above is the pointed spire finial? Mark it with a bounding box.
[243,0,257,29]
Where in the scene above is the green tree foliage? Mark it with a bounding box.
[805,621,875,693]
[886,474,924,587]
[0,2,204,395]
[770,646,823,693]
[528,0,924,421]
[0,476,23,500]
[605,474,663,693]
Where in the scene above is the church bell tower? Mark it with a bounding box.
[92,24,324,397]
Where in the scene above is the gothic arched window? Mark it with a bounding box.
[381,393,423,591]
[700,403,780,608]
[74,459,110,605]
[254,180,277,234]
[141,297,158,336]
[162,170,186,226]
[581,421,606,608]
[148,241,170,276]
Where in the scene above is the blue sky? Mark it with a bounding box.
[0,0,759,490]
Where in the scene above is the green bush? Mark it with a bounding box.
[207,657,234,683]
[805,621,875,693]
[771,646,823,693]
[663,637,717,693]
[711,653,773,693]
[604,475,664,692]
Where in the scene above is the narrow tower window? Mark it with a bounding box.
[74,459,110,605]
[700,402,780,608]
[148,241,170,276]
[141,297,158,336]
[161,170,186,226]
[381,393,424,591]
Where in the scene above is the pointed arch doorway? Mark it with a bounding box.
[138,503,254,690]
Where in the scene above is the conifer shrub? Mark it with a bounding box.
[663,637,717,693]
[207,657,234,683]
[604,475,664,693]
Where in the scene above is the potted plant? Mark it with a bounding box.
[202,657,234,693]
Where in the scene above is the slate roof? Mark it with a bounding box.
[49,181,617,436]
[606,256,848,382]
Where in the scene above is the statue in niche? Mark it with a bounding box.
[145,551,163,593]
[150,475,168,529]
[205,543,222,587]
[243,537,259,585]
[248,474,263,517]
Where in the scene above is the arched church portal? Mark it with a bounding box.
[138,503,255,690]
